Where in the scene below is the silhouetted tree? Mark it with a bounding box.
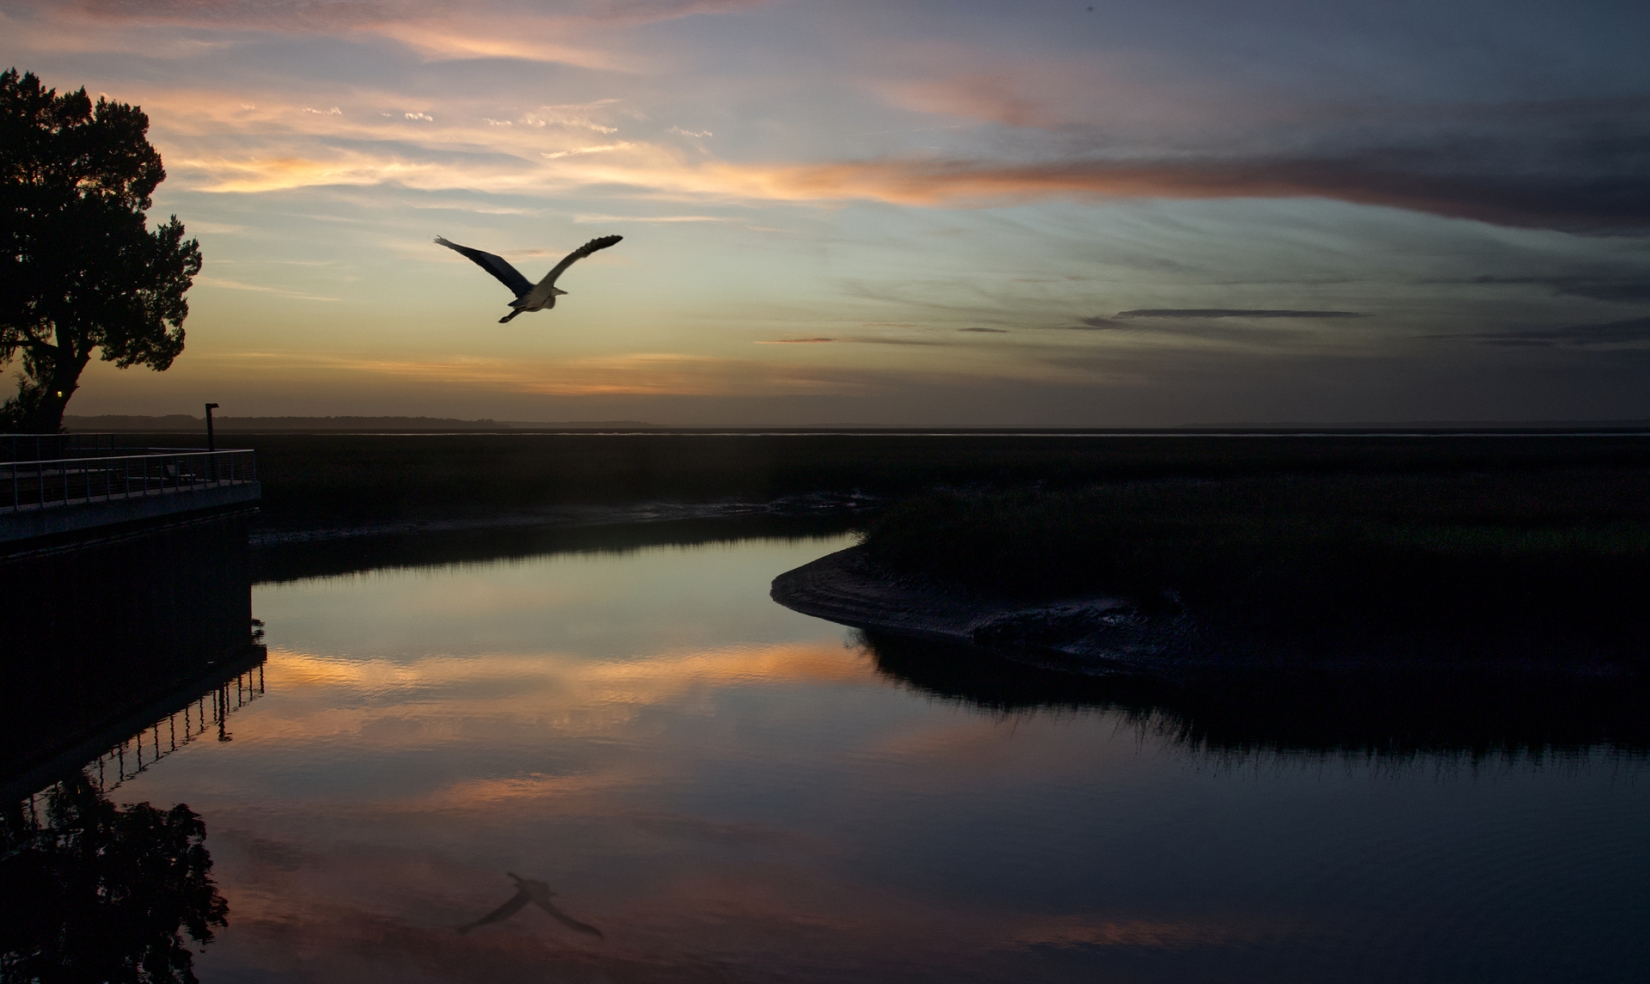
[0,778,228,983]
[0,69,200,433]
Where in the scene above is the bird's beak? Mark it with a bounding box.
[551,287,568,296]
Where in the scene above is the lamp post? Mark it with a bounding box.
[204,403,221,483]
[204,403,219,452]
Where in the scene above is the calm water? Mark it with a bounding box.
[77,533,1650,982]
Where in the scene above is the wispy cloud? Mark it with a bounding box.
[194,276,340,301]
[572,213,730,223]
[756,337,834,344]
[541,143,635,160]
[1450,316,1650,347]
[1116,309,1365,319]
[1463,276,1650,304]
[844,336,948,346]
[521,107,620,134]
[699,154,1650,233]
[185,221,247,234]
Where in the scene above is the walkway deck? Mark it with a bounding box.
[1,447,260,546]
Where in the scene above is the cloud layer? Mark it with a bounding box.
[5,0,1650,422]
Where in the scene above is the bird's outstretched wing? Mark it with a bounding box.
[456,889,532,934]
[508,871,605,939]
[541,235,623,289]
[529,896,606,939]
[435,236,534,299]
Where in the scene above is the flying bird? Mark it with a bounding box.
[436,234,623,323]
[456,872,605,939]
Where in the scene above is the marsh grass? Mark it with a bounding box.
[859,471,1650,649]
[124,431,1650,532]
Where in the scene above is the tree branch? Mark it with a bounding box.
[1,334,58,359]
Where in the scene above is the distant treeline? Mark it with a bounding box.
[64,414,652,432]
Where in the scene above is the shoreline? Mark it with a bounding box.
[248,492,878,547]
[771,545,1637,681]
[771,545,1207,679]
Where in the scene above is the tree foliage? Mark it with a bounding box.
[0,69,201,433]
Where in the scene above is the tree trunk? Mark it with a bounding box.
[22,391,71,434]
[13,352,88,434]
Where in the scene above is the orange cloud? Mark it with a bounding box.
[125,70,1629,232]
[367,19,619,69]
[691,157,1637,230]
[167,129,1625,230]
[50,0,773,65]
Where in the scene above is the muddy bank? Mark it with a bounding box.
[771,546,1210,678]
[771,546,1637,680]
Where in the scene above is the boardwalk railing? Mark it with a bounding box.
[1,449,257,515]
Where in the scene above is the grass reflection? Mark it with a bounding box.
[859,629,1650,761]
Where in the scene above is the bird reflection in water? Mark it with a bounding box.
[458,872,604,939]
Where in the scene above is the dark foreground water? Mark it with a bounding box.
[19,531,1650,982]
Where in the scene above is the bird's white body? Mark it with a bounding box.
[515,283,568,314]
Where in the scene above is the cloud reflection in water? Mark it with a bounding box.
[87,533,1650,982]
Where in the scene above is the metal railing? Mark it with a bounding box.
[1,448,257,515]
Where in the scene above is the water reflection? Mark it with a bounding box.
[252,513,859,584]
[860,629,1650,759]
[0,779,229,983]
[78,529,1650,983]
[0,652,265,982]
[458,873,605,939]
[77,659,267,798]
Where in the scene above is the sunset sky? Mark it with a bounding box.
[4,0,1648,425]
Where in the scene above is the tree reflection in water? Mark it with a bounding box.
[0,778,227,984]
